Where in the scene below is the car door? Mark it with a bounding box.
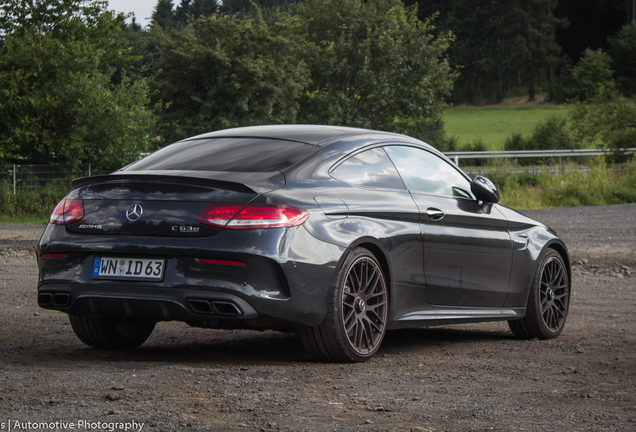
[384,145,513,308]
[329,146,425,287]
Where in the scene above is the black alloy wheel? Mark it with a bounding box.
[539,255,570,332]
[299,247,389,362]
[509,249,570,339]
[341,254,389,356]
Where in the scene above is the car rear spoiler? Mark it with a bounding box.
[71,170,286,195]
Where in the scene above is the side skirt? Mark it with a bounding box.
[388,307,526,330]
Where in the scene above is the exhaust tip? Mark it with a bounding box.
[187,299,215,314]
[187,299,243,317]
[39,292,71,307]
[38,293,53,306]
[53,293,71,307]
[211,301,242,316]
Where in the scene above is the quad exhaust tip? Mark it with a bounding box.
[39,292,71,307]
[187,299,243,317]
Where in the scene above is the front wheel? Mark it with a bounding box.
[509,249,570,339]
[69,315,155,350]
[300,247,389,362]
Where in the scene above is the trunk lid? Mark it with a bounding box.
[65,171,284,237]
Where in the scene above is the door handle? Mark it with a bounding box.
[426,208,445,221]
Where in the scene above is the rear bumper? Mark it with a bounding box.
[37,224,346,328]
[38,283,260,322]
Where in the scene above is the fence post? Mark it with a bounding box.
[454,155,459,166]
[12,164,16,195]
[88,163,91,177]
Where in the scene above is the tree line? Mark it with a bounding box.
[0,0,634,173]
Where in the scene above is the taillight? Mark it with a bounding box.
[196,203,308,229]
[50,199,84,225]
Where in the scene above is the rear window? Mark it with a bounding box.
[126,138,317,172]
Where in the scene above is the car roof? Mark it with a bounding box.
[187,125,409,147]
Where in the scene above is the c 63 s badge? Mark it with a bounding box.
[78,224,103,230]
[172,225,200,233]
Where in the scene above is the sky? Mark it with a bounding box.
[107,0,157,28]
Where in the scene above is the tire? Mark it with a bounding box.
[299,247,389,362]
[69,314,155,350]
[509,248,570,339]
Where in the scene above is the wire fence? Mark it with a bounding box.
[1,164,91,194]
[1,147,633,195]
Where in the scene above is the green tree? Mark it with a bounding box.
[295,0,456,146]
[429,0,566,104]
[174,0,192,26]
[190,0,219,18]
[151,0,175,31]
[443,0,519,103]
[517,0,567,102]
[570,91,636,157]
[554,48,617,102]
[151,14,310,144]
[0,0,153,172]
[504,116,573,151]
[608,21,636,97]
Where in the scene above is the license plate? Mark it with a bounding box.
[92,257,165,281]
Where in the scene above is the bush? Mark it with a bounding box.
[403,116,448,151]
[504,132,530,151]
[503,116,574,165]
[496,158,636,210]
[458,139,488,166]
[554,49,617,102]
[0,181,68,219]
[504,116,573,151]
[441,135,459,153]
[529,116,575,150]
[570,94,636,162]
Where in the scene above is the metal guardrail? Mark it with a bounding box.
[444,148,635,166]
[462,166,595,176]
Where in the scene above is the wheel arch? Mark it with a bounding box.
[345,237,392,291]
[545,240,572,284]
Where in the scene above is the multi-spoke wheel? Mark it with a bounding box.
[509,249,570,339]
[299,247,389,362]
[69,315,156,350]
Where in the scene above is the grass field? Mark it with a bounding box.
[441,104,570,150]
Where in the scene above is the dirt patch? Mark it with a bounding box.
[0,205,635,431]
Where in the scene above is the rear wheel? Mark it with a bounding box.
[300,247,389,362]
[509,249,570,339]
[69,315,155,350]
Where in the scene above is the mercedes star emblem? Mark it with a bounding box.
[126,204,143,221]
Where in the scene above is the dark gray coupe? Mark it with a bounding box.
[37,125,570,362]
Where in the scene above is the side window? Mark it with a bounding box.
[384,146,473,197]
[331,147,405,190]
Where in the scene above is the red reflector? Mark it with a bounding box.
[50,199,84,226]
[199,258,246,266]
[196,203,308,229]
[40,253,68,259]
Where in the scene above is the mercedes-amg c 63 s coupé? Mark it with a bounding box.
[37,125,571,362]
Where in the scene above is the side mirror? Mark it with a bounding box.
[471,175,500,204]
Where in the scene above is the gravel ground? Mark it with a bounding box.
[0,204,634,432]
